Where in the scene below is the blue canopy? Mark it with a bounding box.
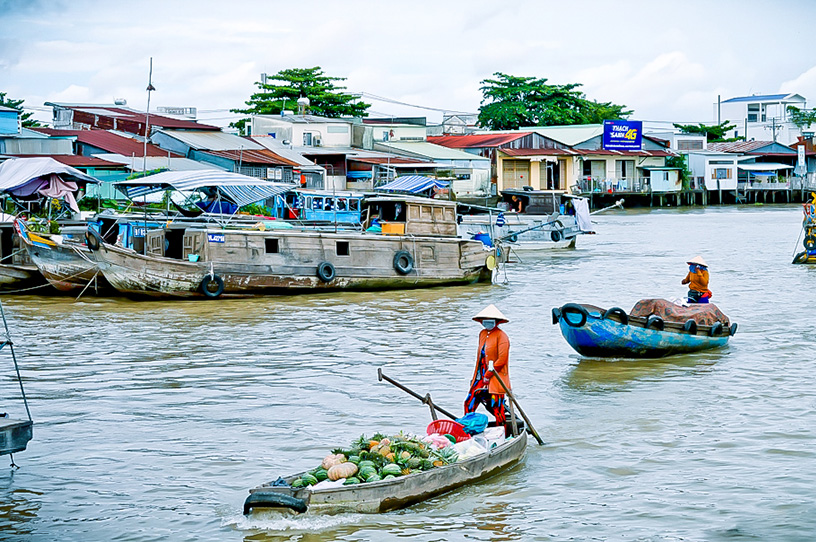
[375,175,450,194]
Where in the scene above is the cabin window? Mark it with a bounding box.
[349,199,359,211]
[324,198,332,211]
[265,238,279,253]
[336,198,347,211]
[312,197,323,210]
[336,241,350,256]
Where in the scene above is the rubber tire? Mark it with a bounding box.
[507,234,518,243]
[243,491,308,515]
[805,235,816,251]
[316,261,336,282]
[709,322,724,336]
[550,229,563,243]
[645,314,665,331]
[560,303,588,328]
[200,274,225,298]
[602,307,629,325]
[683,319,698,334]
[793,251,808,264]
[551,307,561,325]
[85,229,103,251]
[729,322,738,336]
[393,251,414,275]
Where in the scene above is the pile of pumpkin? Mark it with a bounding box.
[291,432,459,488]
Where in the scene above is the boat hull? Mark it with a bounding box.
[554,304,731,358]
[24,238,110,292]
[94,229,494,298]
[247,431,526,514]
[458,214,580,250]
[0,264,47,293]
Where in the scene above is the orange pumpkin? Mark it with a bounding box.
[321,453,345,470]
[327,462,358,481]
[385,452,396,462]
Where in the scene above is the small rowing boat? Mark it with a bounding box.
[243,430,526,515]
[552,299,737,358]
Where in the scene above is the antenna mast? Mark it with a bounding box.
[143,57,156,172]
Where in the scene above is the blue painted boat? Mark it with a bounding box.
[552,303,737,358]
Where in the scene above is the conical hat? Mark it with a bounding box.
[473,304,509,323]
[686,255,708,267]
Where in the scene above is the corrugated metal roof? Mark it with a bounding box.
[93,154,220,172]
[45,103,219,131]
[202,149,299,167]
[2,154,123,168]
[376,141,489,161]
[501,147,675,158]
[524,125,604,146]
[707,140,795,154]
[250,137,317,166]
[349,156,441,167]
[114,170,295,206]
[721,94,793,103]
[159,129,263,151]
[32,128,181,157]
[428,133,529,148]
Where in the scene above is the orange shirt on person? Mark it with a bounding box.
[682,269,709,292]
[469,327,511,395]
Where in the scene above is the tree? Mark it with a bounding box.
[0,92,41,127]
[787,105,816,130]
[477,73,631,130]
[231,67,370,132]
[673,121,739,142]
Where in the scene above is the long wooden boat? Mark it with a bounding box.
[0,222,48,293]
[552,301,737,358]
[90,196,499,298]
[244,431,526,515]
[793,202,816,264]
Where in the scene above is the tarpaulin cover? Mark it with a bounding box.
[114,169,295,207]
[630,299,730,326]
[0,157,97,190]
[375,175,449,194]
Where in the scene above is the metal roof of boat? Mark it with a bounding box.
[114,170,296,206]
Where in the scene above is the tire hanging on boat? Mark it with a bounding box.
[243,491,308,515]
[729,323,738,336]
[709,322,724,336]
[85,229,103,251]
[804,235,816,251]
[200,274,224,298]
[550,220,564,243]
[393,251,414,275]
[683,319,698,334]
[602,307,629,325]
[316,261,336,282]
[551,307,562,325]
[645,314,665,331]
[559,303,588,328]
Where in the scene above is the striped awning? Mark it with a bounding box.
[114,170,296,206]
[375,175,450,194]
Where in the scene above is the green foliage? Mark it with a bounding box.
[0,91,41,127]
[231,67,371,131]
[239,203,272,216]
[666,155,692,190]
[126,168,168,180]
[787,106,816,130]
[477,73,632,130]
[673,121,740,142]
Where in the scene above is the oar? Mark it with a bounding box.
[377,368,458,420]
[490,372,545,446]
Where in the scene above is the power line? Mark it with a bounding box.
[356,92,476,115]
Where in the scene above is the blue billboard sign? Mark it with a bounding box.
[603,120,642,150]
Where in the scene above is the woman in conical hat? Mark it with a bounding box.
[682,255,711,303]
[465,304,511,428]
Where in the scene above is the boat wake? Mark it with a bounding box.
[223,510,365,533]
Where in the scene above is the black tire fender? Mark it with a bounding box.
[602,307,629,325]
[551,307,562,325]
[550,220,564,243]
[200,274,225,298]
[709,322,724,336]
[804,234,816,251]
[793,251,808,264]
[683,319,698,334]
[85,228,103,251]
[316,261,336,282]
[560,303,588,328]
[507,233,518,243]
[645,314,665,331]
[729,322,738,336]
[393,250,414,275]
[243,491,308,515]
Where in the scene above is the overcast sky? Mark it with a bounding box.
[3,0,816,128]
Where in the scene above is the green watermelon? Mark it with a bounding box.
[301,474,318,486]
[383,474,396,480]
[347,455,361,465]
[291,478,305,488]
[381,464,402,477]
[313,468,329,481]
[407,457,422,469]
[365,473,381,483]
[343,476,361,485]
[359,466,377,480]
[358,460,376,470]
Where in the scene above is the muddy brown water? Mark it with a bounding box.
[2,205,815,541]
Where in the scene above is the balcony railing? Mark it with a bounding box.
[575,176,651,194]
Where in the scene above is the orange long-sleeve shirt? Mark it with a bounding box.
[682,269,709,292]
[469,327,511,394]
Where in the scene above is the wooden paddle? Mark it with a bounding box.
[490,371,545,446]
[378,368,458,420]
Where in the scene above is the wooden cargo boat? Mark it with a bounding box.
[793,202,816,264]
[552,299,737,358]
[90,196,499,298]
[244,431,526,515]
[0,222,48,293]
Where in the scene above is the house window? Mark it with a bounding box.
[265,238,279,253]
[711,168,732,180]
[748,104,759,123]
[677,140,703,151]
[336,241,349,256]
[303,132,313,146]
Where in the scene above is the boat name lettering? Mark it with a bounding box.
[207,233,226,243]
[133,227,146,238]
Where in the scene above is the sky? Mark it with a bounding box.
[2,0,816,129]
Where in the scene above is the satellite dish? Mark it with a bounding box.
[297,97,310,106]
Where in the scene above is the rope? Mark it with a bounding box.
[75,269,101,301]
[0,249,26,264]
[0,300,32,422]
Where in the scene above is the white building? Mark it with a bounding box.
[250,115,353,148]
[716,93,807,145]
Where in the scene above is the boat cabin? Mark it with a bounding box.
[500,189,577,216]
[362,196,457,237]
[295,191,363,224]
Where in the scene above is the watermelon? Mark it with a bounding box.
[291,478,305,488]
[407,457,422,469]
[383,474,396,480]
[343,476,361,485]
[359,466,377,480]
[358,460,376,470]
[348,455,361,465]
[381,464,402,477]
[301,474,318,486]
[365,473,382,483]
[313,468,329,481]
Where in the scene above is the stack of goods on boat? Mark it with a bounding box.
[793,201,816,264]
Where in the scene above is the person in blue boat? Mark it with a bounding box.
[465,304,511,427]
[682,255,712,303]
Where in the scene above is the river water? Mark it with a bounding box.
[2,205,815,541]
